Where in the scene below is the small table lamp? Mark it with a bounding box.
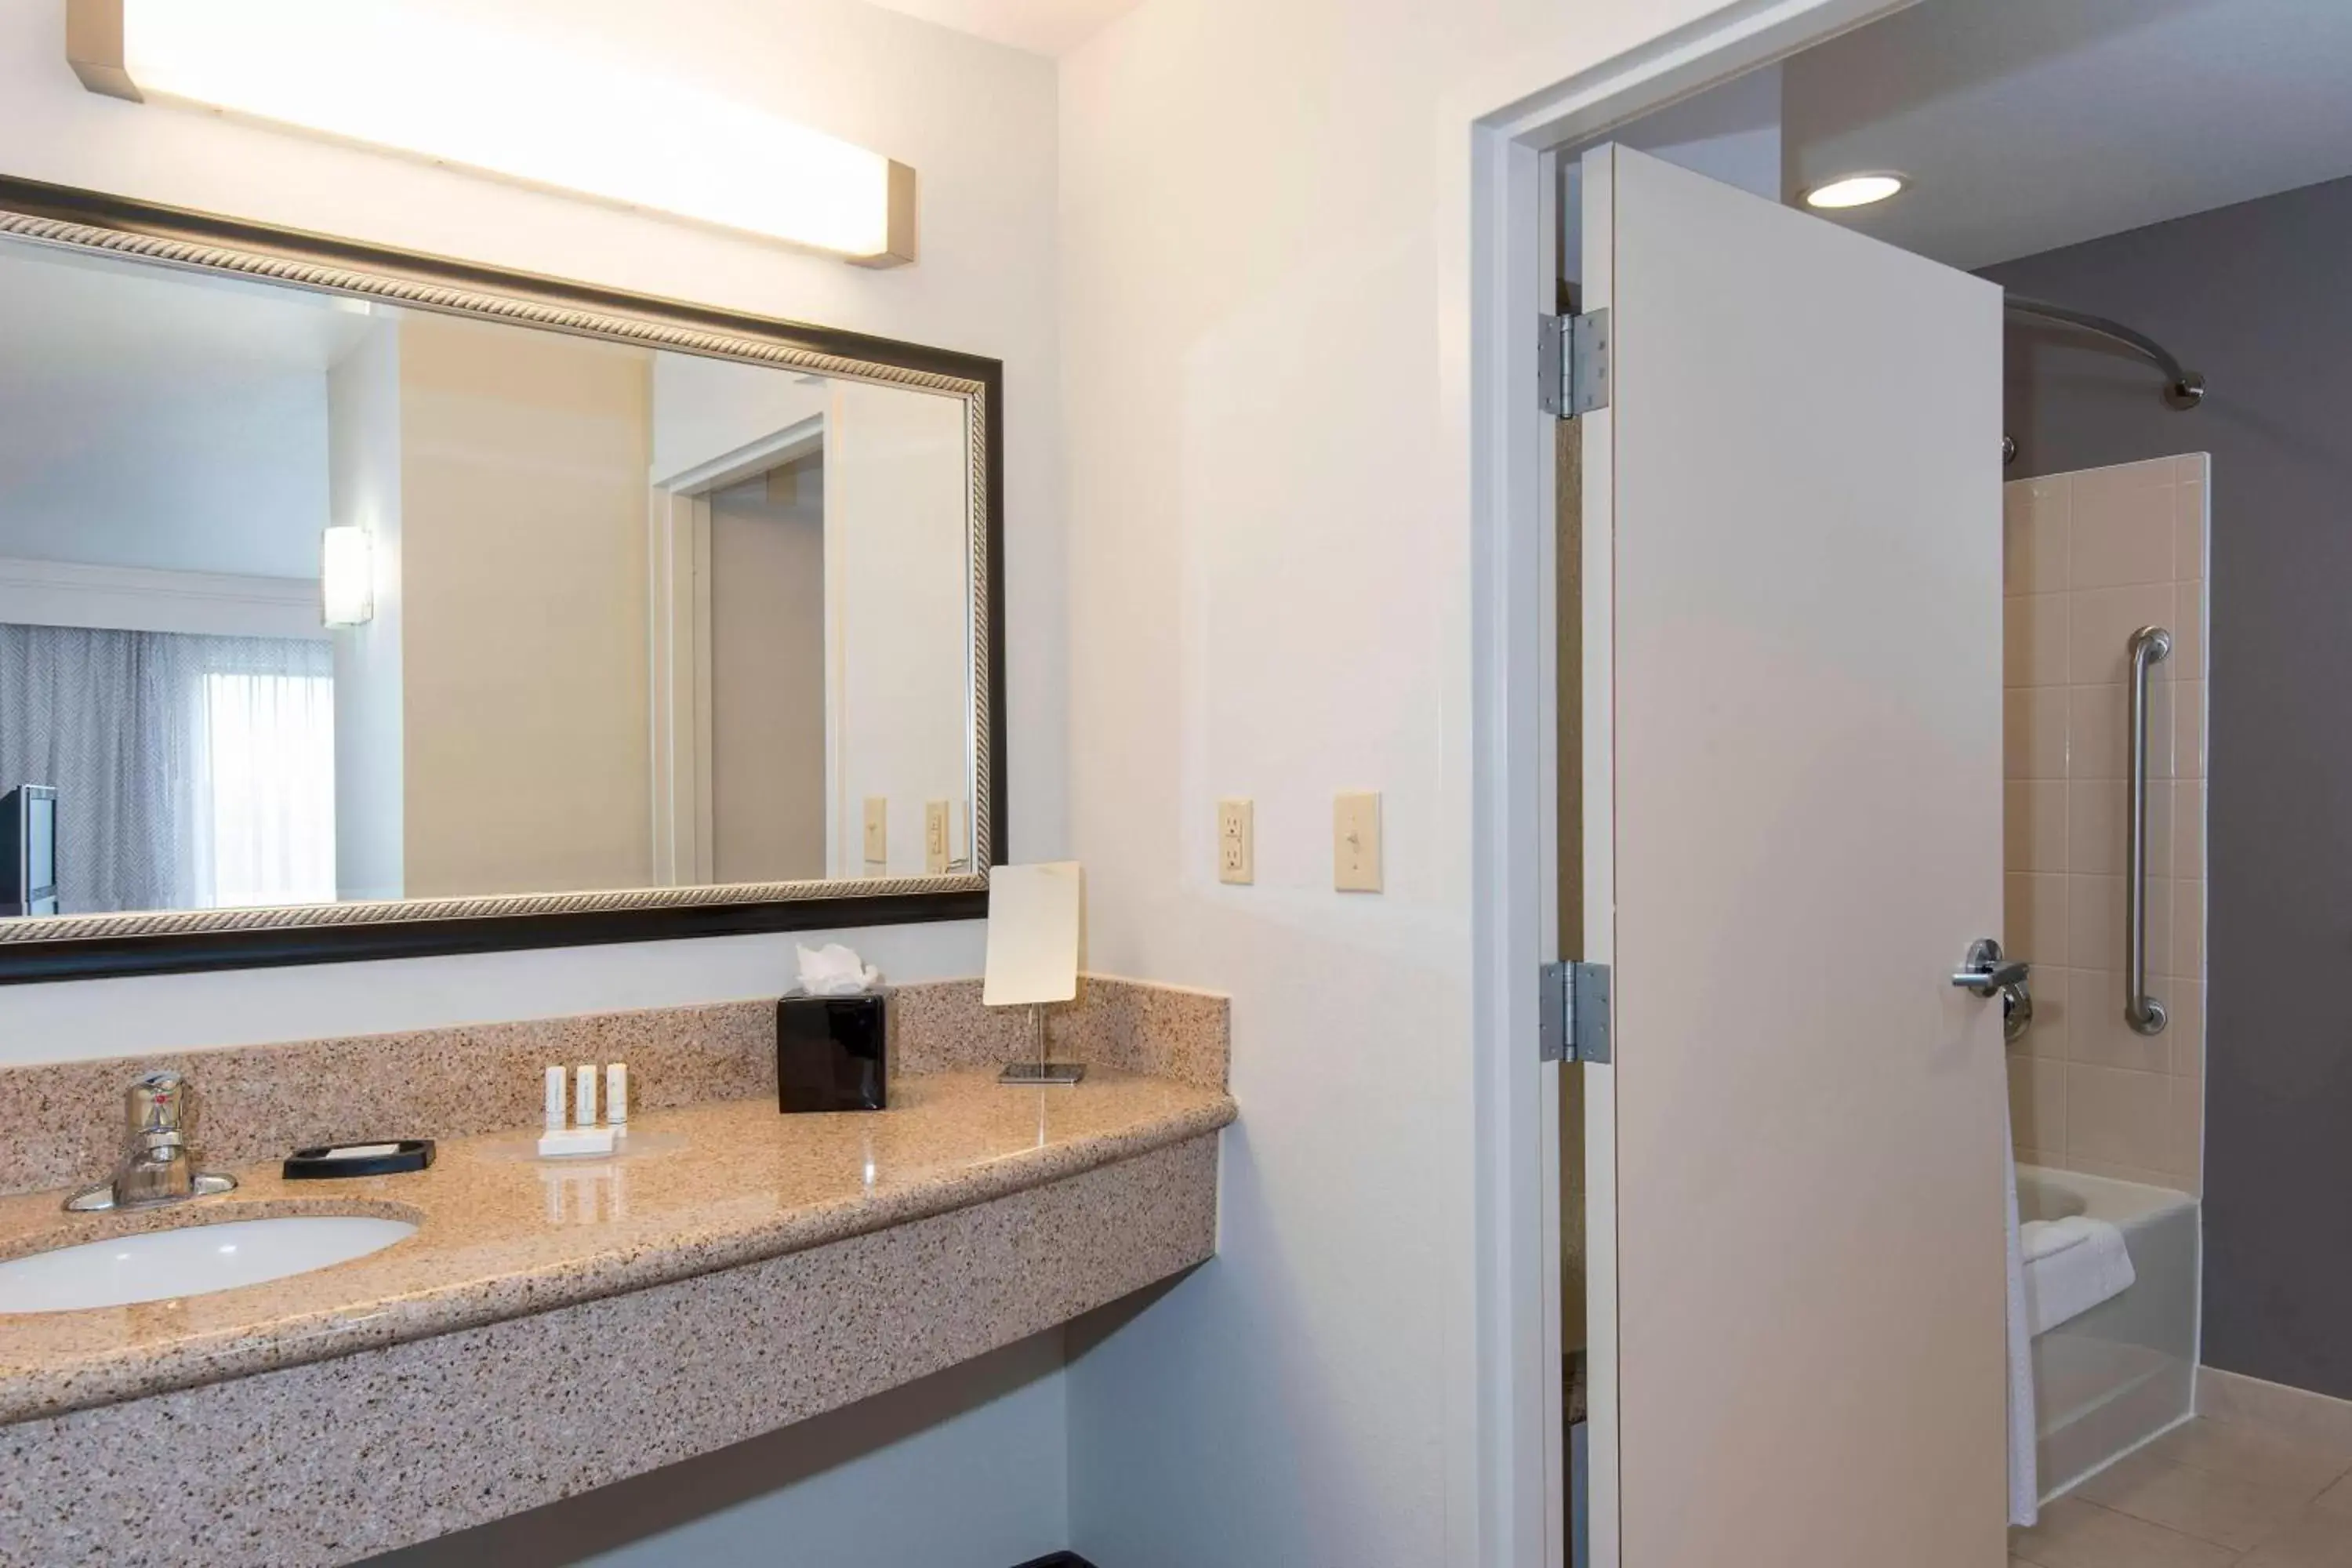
[985,862,1085,1085]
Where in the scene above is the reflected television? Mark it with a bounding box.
[2,786,57,918]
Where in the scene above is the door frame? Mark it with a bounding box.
[1462,3,1911,1563]
[648,414,829,887]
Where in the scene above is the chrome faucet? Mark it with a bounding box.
[64,1071,238,1213]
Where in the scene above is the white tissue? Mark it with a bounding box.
[794,942,881,996]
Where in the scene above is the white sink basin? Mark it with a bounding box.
[0,1215,417,1314]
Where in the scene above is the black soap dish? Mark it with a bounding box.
[283,1139,436,1179]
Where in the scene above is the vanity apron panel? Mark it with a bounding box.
[0,1134,1218,1568]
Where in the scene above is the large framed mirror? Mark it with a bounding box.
[0,176,1002,982]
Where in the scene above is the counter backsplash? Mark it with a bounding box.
[0,975,1229,1196]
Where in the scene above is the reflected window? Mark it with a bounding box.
[0,625,333,914]
[197,669,335,908]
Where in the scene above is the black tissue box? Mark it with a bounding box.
[776,993,887,1112]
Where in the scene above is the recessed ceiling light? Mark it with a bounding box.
[1804,173,1907,210]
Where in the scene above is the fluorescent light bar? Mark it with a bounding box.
[1803,173,1907,210]
[320,527,374,628]
[67,0,915,265]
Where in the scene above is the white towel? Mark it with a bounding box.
[2024,1214,2136,1338]
[2022,1215,2093,1264]
[2005,1110,2038,1527]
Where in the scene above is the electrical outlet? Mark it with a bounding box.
[863,797,887,867]
[1334,791,1381,892]
[1218,798,1254,884]
[925,800,951,873]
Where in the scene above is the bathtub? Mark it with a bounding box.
[2018,1165,2201,1498]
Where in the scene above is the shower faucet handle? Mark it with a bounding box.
[1952,938,2029,999]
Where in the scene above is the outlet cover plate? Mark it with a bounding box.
[924,800,951,873]
[1218,798,1254,884]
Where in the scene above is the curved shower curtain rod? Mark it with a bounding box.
[2005,294,2205,409]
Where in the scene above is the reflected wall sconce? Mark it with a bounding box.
[320,527,374,628]
[64,0,916,267]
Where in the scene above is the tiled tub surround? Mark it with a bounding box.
[2004,454,2209,1192]
[0,979,1232,1568]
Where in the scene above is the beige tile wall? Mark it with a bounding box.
[2005,454,2209,1193]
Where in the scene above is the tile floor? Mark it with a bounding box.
[2013,1414,2352,1566]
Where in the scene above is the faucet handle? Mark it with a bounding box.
[126,1071,190,1140]
[64,1070,230,1213]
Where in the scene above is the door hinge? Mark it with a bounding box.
[1537,308,1610,419]
[1539,960,1612,1064]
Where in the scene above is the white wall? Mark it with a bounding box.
[329,320,406,902]
[578,1333,1069,1568]
[1053,0,1775,1562]
[649,354,832,484]
[827,380,973,876]
[364,1332,1069,1568]
[395,313,655,898]
[0,247,336,580]
[0,0,1063,1555]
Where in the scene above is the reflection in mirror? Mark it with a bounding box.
[0,237,976,920]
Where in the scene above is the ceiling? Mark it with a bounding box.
[0,245,365,579]
[0,245,369,374]
[855,0,1142,56]
[1781,0,2352,269]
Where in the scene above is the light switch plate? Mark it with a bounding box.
[924,800,951,873]
[1334,792,1381,892]
[863,797,887,867]
[1218,798,1254,884]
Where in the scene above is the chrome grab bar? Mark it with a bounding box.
[2126,626,2172,1036]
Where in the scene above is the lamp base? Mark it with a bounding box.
[998,1061,1087,1086]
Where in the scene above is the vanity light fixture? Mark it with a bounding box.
[64,0,916,266]
[320,527,373,628]
[1802,172,1907,210]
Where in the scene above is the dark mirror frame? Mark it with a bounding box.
[0,175,1004,983]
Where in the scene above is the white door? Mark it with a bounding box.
[1577,145,2008,1566]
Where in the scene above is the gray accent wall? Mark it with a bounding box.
[1981,173,2352,1399]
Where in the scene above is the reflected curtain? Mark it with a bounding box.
[0,624,334,913]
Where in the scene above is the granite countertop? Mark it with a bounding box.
[0,1068,1235,1428]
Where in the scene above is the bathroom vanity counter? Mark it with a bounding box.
[0,978,1232,1567]
[0,1067,1232,1427]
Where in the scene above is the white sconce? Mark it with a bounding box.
[65,0,916,267]
[320,527,374,628]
